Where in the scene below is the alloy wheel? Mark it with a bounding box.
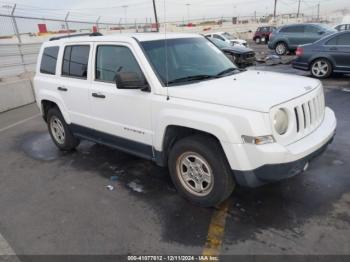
[275,43,286,55]
[50,116,66,144]
[176,152,214,196]
[311,60,330,78]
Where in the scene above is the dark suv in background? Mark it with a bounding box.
[253,26,276,44]
[292,31,350,78]
[268,23,337,55]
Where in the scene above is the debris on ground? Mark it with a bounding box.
[332,160,344,166]
[342,88,350,93]
[265,54,281,66]
[105,185,114,191]
[128,181,144,193]
[110,176,119,181]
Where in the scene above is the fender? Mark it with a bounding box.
[37,89,71,124]
[154,108,242,152]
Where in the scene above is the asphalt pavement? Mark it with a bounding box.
[0,53,349,261]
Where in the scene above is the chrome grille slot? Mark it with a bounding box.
[293,91,325,136]
[294,107,300,132]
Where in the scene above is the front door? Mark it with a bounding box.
[88,43,154,159]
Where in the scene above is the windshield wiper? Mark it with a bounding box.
[167,75,217,85]
[216,67,238,77]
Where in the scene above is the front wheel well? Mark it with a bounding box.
[41,100,58,122]
[156,126,224,167]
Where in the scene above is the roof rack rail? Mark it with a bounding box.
[49,32,103,41]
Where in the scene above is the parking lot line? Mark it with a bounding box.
[202,199,230,256]
[0,233,15,256]
[0,114,40,133]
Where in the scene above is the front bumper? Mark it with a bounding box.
[227,107,337,187]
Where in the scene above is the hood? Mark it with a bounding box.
[222,45,253,54]
[168,70,320,112]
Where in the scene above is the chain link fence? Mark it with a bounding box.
[0,7,343,79]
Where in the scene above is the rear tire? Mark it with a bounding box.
[255,37,261,44]
[310,58,332,79]
[47,107,80,151]
[275,42,287,55]
[168,135,235,207]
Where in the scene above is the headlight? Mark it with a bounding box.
[274,109,289,135]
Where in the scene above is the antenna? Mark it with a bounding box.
[163,0,170,101]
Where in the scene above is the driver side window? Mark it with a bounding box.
[95,45,144,83]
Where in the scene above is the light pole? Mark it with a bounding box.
[122,5,128,25]
[186,3,190,23]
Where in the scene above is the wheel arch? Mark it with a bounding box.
[40,97,71,124]
[154,125,227,167]
[309,55,335,69]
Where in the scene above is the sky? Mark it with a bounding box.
[0,0,349,24]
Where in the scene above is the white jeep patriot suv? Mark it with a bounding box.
[34,33,336,207]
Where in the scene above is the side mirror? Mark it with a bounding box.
[116,71,149,91]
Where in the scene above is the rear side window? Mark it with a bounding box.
[40,46,59,75]
[338,33,350,45]
[304,25,319,33]
[62,45,90,79]
[326,33,350,45]
[95,45,144,82]
[281,25,305,33]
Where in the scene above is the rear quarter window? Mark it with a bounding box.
[40,46,59,75]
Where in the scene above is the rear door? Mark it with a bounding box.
[56,44,92,126]
[287,25,306,48]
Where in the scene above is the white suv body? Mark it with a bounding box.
[34,33,336,206]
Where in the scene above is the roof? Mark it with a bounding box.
[44,32,202,45]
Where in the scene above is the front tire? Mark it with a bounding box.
[168,135,235,207]
[275,42,287,55]
[47,107,80,151]
[310,58,332,79]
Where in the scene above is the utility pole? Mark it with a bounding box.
[186,3,190,23]
[273,0,277,19]
[297,0,301,18]
[317,3,320,22]
[152,0,159,32]
[122,5,128,25]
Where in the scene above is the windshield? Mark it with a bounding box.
[319,23,337,32]
[141,37,237,86]
[222,32,237,40]
[209,37,231,49]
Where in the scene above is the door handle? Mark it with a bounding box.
[57,87,68,92]
[92,92,106,99]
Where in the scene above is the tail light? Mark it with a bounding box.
[269,32,273,39]
[296,47,304,56]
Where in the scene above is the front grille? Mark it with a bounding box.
[293,91,325,134]
[244,52,255,59]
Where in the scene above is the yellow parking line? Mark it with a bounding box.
[202,199,231,256]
